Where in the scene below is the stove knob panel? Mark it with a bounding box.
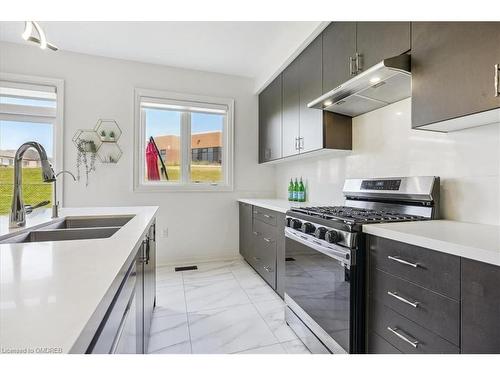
[314,227,327,240]
[301,222,316,234]
[291,219,302,230]
[325,230,340,244]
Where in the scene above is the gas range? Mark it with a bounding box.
[284,176,440,354]
[285,176,440,249]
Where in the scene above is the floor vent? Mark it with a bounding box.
[285,257,295,262]
[175,265,198,272]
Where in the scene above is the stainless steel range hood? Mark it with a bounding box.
[308,54,411,117]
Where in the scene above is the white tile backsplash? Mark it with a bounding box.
[275,99,500,225]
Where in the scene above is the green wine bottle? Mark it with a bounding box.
[288,179,294,201]
[293,178,299,202]
[298,178,305,202]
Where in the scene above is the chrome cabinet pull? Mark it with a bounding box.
[349,56,356,76]
[387,291,420,308]
[387,326,419,348]
[252,231,259,236]
[263,265,273,273]
[295,137,299,150]
[298,137,304,150]
[355,52,363,73]
[388,255,419,268]
[263,214,273,219]
[263,237,274,243]
[495,64,499,97]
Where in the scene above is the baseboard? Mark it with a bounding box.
[157,253,243,268]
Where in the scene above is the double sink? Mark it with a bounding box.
[0,215,133,244]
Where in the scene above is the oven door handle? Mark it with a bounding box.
[285,227,352,266]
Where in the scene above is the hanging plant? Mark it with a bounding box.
[76,139,97,187]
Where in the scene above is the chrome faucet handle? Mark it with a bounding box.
[25,200,50,214]
[52,170,77,218]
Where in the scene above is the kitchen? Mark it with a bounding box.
[0,3,499,373]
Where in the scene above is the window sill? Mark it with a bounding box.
[133,182,234,193]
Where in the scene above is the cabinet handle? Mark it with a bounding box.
[387,291,420,308]
[355,52,363,73]
[263,265,273,273]
[495,64,499,97]
[387,255,419,268]
[299,137,304,150]
[263,237,274,243]
[252,231,260,236]
[263,214,273,219]
[295,137,299,151]
[253,256,261,262]
[349,56,356,76]
[387,326,419,348]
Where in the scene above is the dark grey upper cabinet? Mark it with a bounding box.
[258,75,282,162]
[355,22,410,72]
[322,22,356,93]
[282,58,300,157]
[461,259,500,354]
[297,36,323,153]
[411,22,500,129]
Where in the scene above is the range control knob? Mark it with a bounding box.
[291,219,302,230]
[301,222,316,234]
[285,217,293,227]
[314,227,328,240]
[325,230,340,244]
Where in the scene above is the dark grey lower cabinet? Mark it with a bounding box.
[461,258,500,354]
[89,223,156,354]
[368,235,500,354]
[239,203,285,298]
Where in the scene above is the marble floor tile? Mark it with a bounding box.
[184,277,250,312]
[253,299,298,343]
[155,284,187,315]
[148,313,191,354]
[156,267,183,286]
[182,266,234,284]
[237,275,282,303]
[236,343,286,354]
[188,303,278,354]
[281,339,311,354]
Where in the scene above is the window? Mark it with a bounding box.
[134,89,233,191]
[0,74,64,214]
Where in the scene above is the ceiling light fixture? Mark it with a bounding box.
[21,21,58,51]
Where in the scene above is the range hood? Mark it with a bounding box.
[308,54,411,117]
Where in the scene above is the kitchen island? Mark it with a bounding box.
[0,206,158,354]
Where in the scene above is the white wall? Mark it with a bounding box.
[0,41,276,265]
[275,99,500,225]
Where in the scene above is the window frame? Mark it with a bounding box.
[0,72,65,206]
[134,88,234,192]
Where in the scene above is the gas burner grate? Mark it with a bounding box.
[291,206,426,224]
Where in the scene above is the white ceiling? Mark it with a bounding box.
[0,21,323,90]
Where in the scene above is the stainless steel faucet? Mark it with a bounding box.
[9,142,56,228]
[52,170,77,218]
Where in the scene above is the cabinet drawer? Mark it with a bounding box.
[254,233,277,289]
[368,331,402,354]
[369,300,459,354]
[253,218,277,242]
[253,207,278,226]
[369,236,460,299]
[370,269,460,345]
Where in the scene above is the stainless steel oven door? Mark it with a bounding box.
[284,227,352,353]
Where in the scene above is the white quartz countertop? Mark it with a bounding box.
[363,220,500,267]
[238,198,323,214]
[0,206,158,354]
